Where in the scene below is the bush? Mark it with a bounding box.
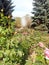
[0,12,49,65]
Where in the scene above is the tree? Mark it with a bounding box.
[15,17,21,28]
[25,14,32,28]
[0,0,14,16]
[32,0,49,31]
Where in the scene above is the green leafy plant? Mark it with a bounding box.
[0,12,49,65]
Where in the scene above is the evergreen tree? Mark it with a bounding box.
[0,0,14,16]
[32,0,49,31]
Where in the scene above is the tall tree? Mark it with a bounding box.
[0,0,14,16]
[32,0,49,31]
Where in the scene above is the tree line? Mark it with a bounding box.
[32,0,49,32]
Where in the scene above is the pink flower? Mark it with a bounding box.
[44,48,49,60]
[38,42,44,48]
[23,32,28,35]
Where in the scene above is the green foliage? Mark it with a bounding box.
[14,29,49,65]
[0,0,14,16]
[32,0,49,31]
[34,24,48,31]
[15,17,21,28]
[0,12,49,65]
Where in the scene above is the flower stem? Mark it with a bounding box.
[44,58,48,65]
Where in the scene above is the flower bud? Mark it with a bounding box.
[1,9,3,12]
[39,42,44,48]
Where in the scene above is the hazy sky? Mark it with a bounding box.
[12,0,33,17]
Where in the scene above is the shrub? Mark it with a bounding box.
[0,12,49,65]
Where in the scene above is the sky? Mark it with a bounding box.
[12,0,33,17]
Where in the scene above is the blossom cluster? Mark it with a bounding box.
[39,42,49,60]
